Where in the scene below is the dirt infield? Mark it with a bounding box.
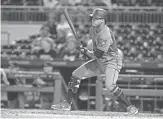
[1,109,163,119]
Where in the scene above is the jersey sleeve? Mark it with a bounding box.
[97,31,112,52]
[89,27,93,39]
[87,40,93,51]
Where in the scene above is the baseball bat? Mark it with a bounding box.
[63,9,81,46]
[63,9,92,60]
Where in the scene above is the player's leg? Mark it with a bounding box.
[104,67,138,115]
[67,59,103,104]
[72,59,103,79]
[51,59,103,110]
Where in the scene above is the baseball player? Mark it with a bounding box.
[51,8,138,116]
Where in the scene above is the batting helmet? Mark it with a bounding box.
[90,8,107,19]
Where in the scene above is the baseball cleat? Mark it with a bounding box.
[51,100,71,111]
[125,105,138,116]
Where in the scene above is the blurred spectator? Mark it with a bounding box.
[32,75,52,109]
[68,0,81,6]
[135,36,143,46]
[30,10,58,41]
[138,0,148,6]
[129,0,137,6]
[136,53,144,61]
[93,0,111,6]
[25,0,40,6]
[1,68,10,86]
[123,42,130,52]
[56,13,72,44]
[59,34,80,61]
[2,21,163,62]
[147,31,155,45]
[127,30,136,41]
[143,41,150,54]
[156,54,163,61]
[112,0,163,6]
[76,18,85,36]
[31,25,57,60]
[32,76,47,88]
[147,47,157,60]
[153,0,163,6]
[117,36,124,47]
[127,47,138,60]
[2,0,23,5]
[43,0,59,8]
[32,63,48,88]
[1,0,163,6]
[112,0,129,6]
[36,39,57,60]
[6,62,26,109]
[153,37,162,47]
[43,62,54,73]
[81,0,94,6]
[46,12,58,38]
[32,26,50,50]
[32,62,54,109]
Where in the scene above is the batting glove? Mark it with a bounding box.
[80,45,88,54]
[82,54,92,61]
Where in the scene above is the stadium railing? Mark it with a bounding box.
[1,70,62,104]
[96,74,163,112]
[1,6,163,23]
[1,58,163,111]
[1,69,77,109]
[1,57,163,69]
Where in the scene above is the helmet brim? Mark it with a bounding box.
[89,13,104,19]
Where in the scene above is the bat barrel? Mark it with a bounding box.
[63,9,80,43]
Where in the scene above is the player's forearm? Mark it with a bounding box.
[86,50,97,59]
[86,49,104,59]
[81,47,104,59]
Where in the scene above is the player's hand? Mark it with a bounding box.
[80,45,88,54]
[82,54,92,61]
